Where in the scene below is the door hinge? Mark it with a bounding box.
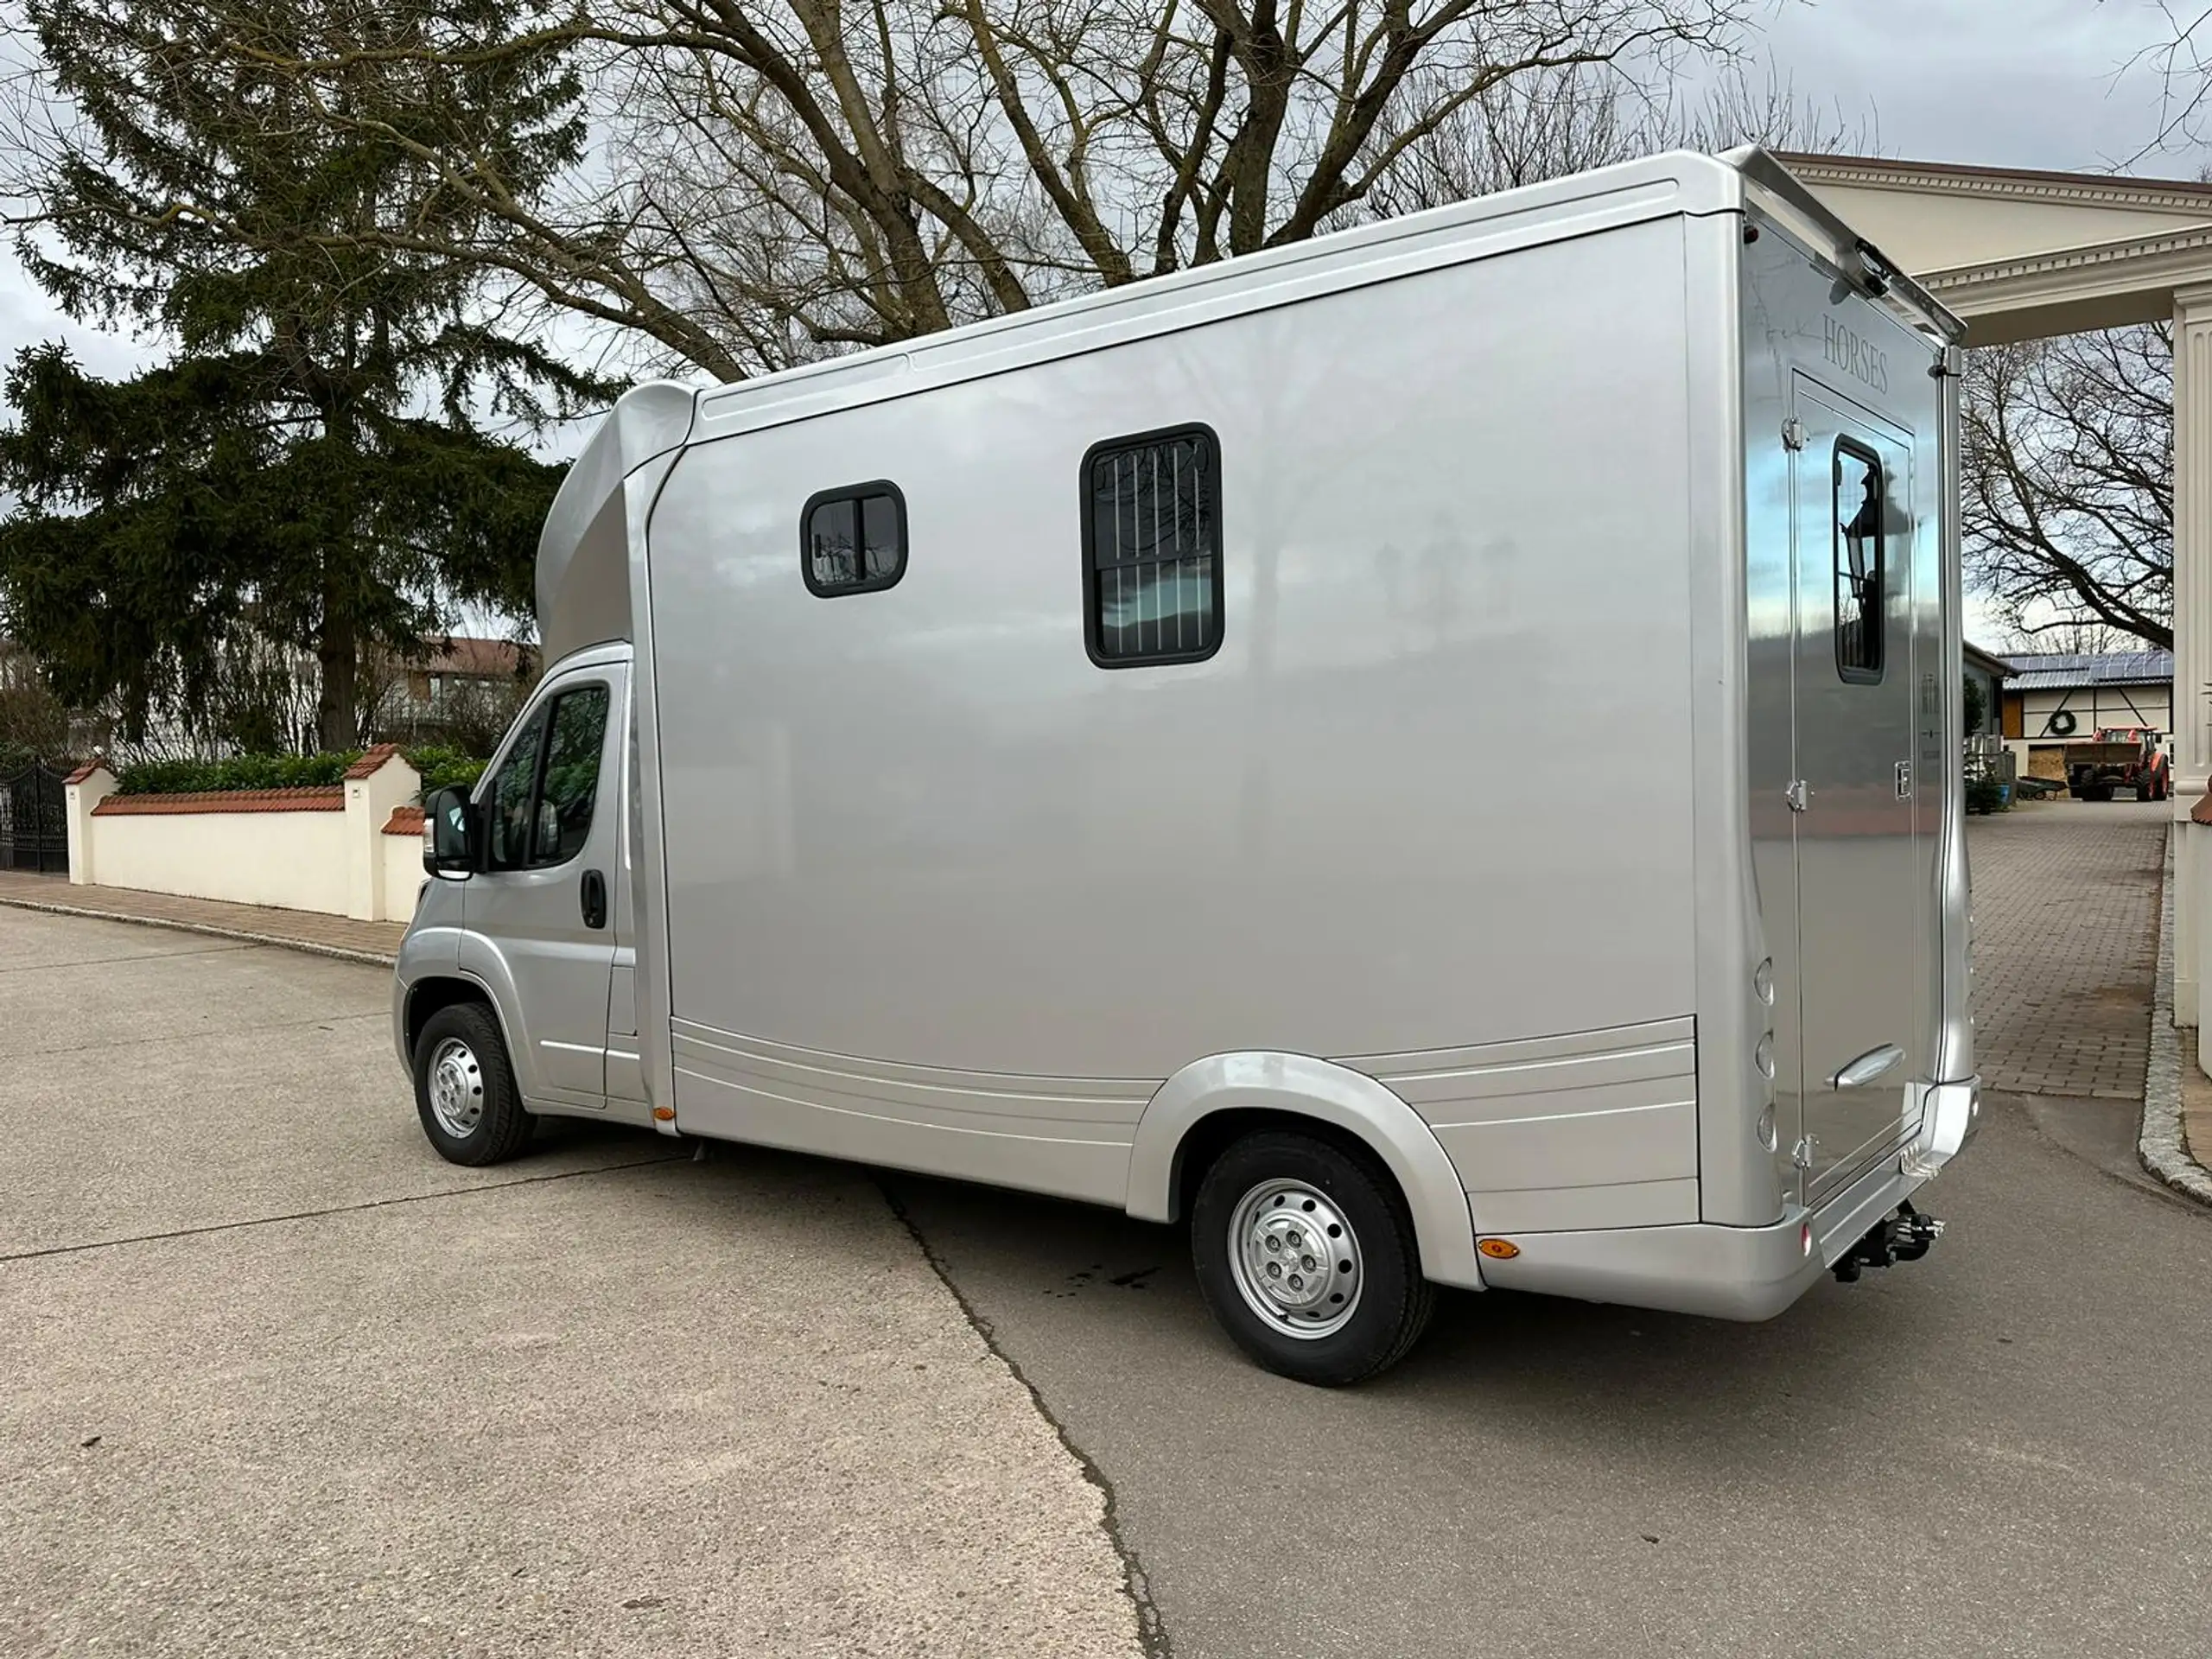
[1792,1135,1818,1171]
[1784,779,1809,813]
[1782,416,1808,452]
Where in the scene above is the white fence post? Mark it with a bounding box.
[343,747,421,921]
[63,759,115,886]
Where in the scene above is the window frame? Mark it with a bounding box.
[1831,435,1886,685]
[479,679,612,874]
[1079,422,1225,671]
[800,479,909,599]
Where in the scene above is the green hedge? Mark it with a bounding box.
[115,753,362,795]
[405,746,488,797]
[114,746,489,800]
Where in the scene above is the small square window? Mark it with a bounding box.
[1082,425,1222,667]
[1834,438,1885,683]
[804,481,906,596]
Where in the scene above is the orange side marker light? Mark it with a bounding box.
[1478,1238,1521,1261]
[652,1106,677,1122]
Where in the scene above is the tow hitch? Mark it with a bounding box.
[1832,1201,1945,1283]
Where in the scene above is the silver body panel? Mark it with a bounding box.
[394,149,1976,1319]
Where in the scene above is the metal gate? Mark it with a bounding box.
[0,762,68,874]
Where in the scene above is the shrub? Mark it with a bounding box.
[404,745,487,798]
[114,752,364,795]
[1965,777,2010,816]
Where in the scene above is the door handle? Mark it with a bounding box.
[581,868,607,931]
[1831,1043,1904,1090]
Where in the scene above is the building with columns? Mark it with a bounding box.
[1776,153,2212,1059]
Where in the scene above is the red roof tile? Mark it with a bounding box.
[64,757,111,785]
[94,787,346,816]
[2193,789,2212,826]
[384,805,426,836]
[344,743,404,780]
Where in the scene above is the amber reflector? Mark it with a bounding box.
[652,1106,677,1122]
[1478,1238,1521,1260]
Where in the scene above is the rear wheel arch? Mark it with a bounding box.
[1126,1052,1484,1291]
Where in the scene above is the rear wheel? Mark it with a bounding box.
[1191,1129,1434,1386]
[411,1003,533,1166]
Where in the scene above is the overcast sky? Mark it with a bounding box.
[1,0,2197,430]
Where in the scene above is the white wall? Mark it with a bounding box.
[381,828,427,923]
[90,808,352,914]
[68,750,429,921]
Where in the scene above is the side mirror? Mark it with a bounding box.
[423,785,480,878]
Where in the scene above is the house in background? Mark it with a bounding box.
[2000,649,2175,780]
[390,637,537,728]
[1964,642,2012,741]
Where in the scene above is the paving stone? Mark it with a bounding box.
[0,872,404,963]
[1967,799,2166,1100]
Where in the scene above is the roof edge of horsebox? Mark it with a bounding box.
[683,150,1755,447]
[1723,145,1968,346]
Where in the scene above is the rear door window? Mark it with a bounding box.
[1834,438,1885,683]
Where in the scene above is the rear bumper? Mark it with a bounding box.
[1473,1098,1974,1321]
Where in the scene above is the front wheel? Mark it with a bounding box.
[1191,1130,1435,1386]
[411,1003,534,1166]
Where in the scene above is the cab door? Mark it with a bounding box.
[462,663,625,1109]
[1789,375,1924,1202]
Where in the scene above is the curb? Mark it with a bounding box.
[2142,828,2212,1204]
[0,893,398,969]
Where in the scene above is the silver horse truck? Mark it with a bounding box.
[396,148,1978,1385]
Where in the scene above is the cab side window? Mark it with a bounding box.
[484,704,548,871]
[535,686,611,863]
[482,683,611,871]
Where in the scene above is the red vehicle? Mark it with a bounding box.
[2065,727,2171,801]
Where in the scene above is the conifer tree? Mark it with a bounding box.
[1,0,607,748]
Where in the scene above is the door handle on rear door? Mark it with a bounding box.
[581,868,607,931]
[1831,1043,1904,1090]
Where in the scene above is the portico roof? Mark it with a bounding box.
[1776,151,2212,344]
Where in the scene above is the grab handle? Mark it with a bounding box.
[1831,1043,1904,1090]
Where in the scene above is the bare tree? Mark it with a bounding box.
[1364,57,1872,219]
[2123,0,2212,157]
[1963,324,2173,652]
[9,0,1761,383]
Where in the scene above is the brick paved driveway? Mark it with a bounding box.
[1967,798,2166,1100]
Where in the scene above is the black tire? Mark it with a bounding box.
[2088,785,2114,803]
[1190,1129,1435,1387]
[411,1002,533,1166]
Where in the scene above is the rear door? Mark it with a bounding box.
[1789,374,1924,1203]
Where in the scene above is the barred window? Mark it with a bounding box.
[804,482,906,597]
[1834,439,1885,682]
[1083,426,1222,667]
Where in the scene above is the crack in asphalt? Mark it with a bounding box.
[8,1007,390,1061]
[0,1155,686,1264]
[0,942,254,975]
[877,1178,1175,1659]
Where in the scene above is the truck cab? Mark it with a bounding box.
[392,641,652,1161]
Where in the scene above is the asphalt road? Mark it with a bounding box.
[10,875,2212,1657]
[0,908,1143,1659]
[889,1095,2212,1658]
